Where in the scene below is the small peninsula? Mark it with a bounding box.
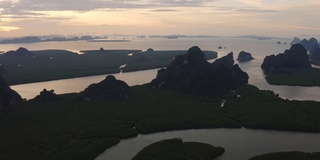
[132,138,225,160]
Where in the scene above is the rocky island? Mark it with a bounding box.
[261,44,320,86]
[149,46,248,96]
[261,44,311,73]
[237,51,254,62]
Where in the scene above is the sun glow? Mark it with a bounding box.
[0,26,20,31]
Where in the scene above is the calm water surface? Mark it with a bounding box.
[95,128,320,160]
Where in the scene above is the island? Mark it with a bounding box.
[132,139,225,160]
[1,46,320,159]
[261,44,320,86]
[0,35,110,44]
[237,51,254,62]
[0,47,217,85]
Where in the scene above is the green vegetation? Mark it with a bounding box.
[226,85,320,132]
[2,84,320,159]
[0,49,137,85]
[0,85,235,160]
[0,49,217,85]
[249,151,320,160]
[132,138,224,160]
[265,67,320,86]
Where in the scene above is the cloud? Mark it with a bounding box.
[0,26,20,31]
[147,0,213,7]
[0,0,214,16]
[150,9,179,12]
[213,6,278,13]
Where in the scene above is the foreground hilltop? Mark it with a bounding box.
[0,73,23,117]
[149,46,249,96]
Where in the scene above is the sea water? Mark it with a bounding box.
[4,37,319,100]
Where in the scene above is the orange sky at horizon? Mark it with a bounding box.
[0,0,319,38]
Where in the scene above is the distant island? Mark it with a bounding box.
[237,51,254,62]
[233,35,284,40]
[0,35,109,44]
[291,37,320,65]
[149,35,220,39]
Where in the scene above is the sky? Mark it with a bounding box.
[0,0,319,38]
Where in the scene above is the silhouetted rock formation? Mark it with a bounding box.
[0,36,41,44]
[147,48,154,52]
[4,47,33,57]
[311,48,320,60]
[80,75,130,101]
[0,73,23,117]
[149,46,249,96]
[237,51,254,62]
[261,44,311,73]
[310,45,320,55]
[34,89,58,101]
[0,67,6,74]
[299,38,319,51]
[291,37,301,45]
[213,52,234,69]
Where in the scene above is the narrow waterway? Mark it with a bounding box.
[95,128,320,160]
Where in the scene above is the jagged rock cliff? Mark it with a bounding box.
[4,47,33,57]
[261,44,311,73]
[79,75,130,101]
[237,51,254,62]
[149,46,249,96]
[0,73,23,117]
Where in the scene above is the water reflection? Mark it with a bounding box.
[11,69,158,100]
[95,128,320,160]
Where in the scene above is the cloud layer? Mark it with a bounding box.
[0,0,213,14]
[0,0,319,37]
